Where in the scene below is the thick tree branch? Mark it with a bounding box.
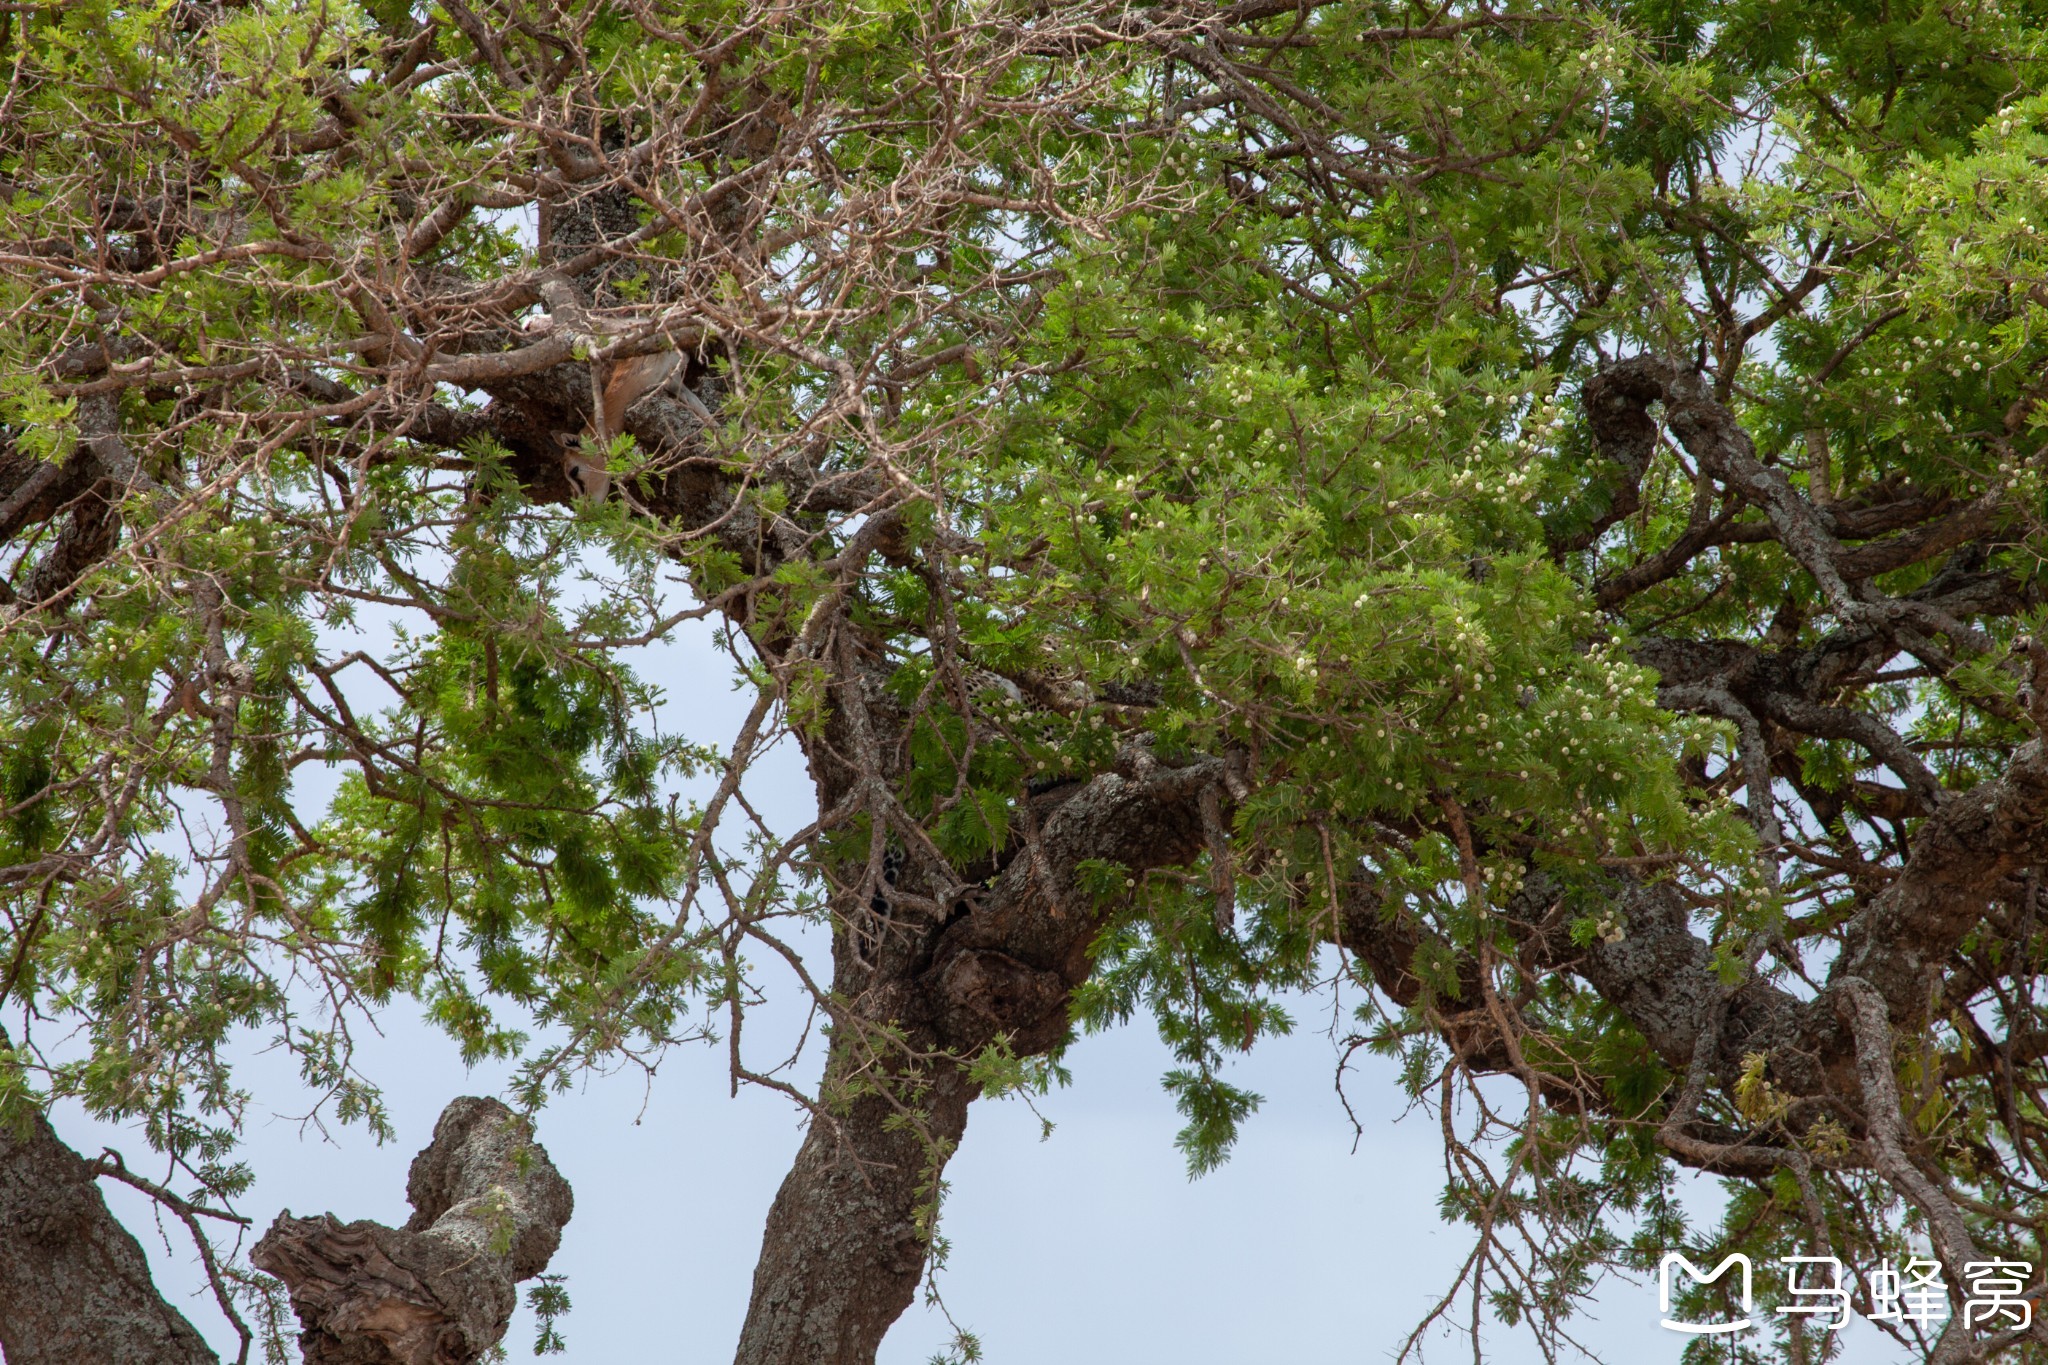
[250,1096,572,1365]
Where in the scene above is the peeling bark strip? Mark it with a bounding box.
[251,1097,572,1365]
[0,1095,219,1365]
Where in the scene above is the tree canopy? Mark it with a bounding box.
[6,0,2048,1361]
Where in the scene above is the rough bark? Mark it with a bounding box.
[734,1063,977,1365]
[250,1096,572,1365]
[731,748,1237,1365]
[0,1092,219,1365]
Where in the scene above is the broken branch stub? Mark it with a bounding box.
[251,1097,573,1365]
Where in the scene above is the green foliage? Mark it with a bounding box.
[7,0,2048,1353]
[527,1274,572,1355]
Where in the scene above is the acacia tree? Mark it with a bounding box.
[7,0,2048,1362]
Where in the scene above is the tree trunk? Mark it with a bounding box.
[733,1051,977,1365]
[0,1093,218,1365]
[730,755,1231,1364]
